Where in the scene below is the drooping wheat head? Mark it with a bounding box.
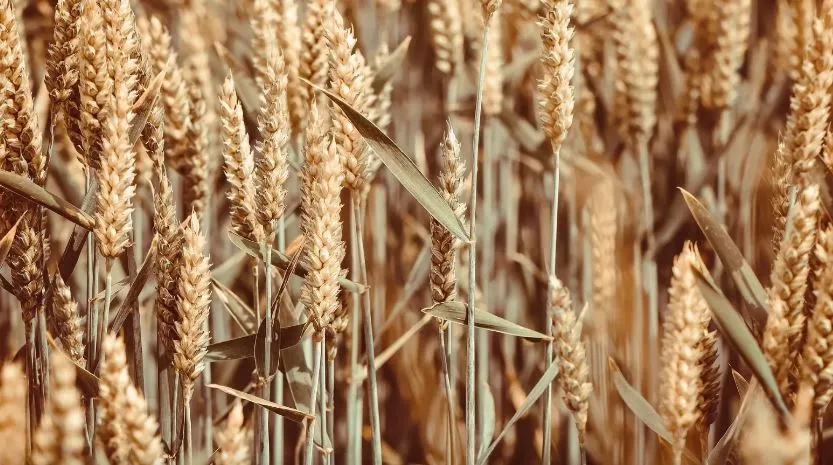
[51,274,86,365]
[31,354,86,465]
[98,335,165,465]
[299,105,346,332]
[430,124,466,304]
[219,73,265,244]
[254,44,291,239]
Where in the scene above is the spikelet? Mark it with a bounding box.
[763,184,820,396]
[215,401,250,465]
[98,335,164,465]
[430,125,466,304]
[537,0,575,151]
[299,0,331,112]
[771,8,833,188]
[31,354,85,465]
[550,278,591,444]
[8,218,44,323]
[326,9,373,192]
[427,0,464,75]
[254,44,291,238]
[612,0,658,142]
[45,0,83,156]
[697,329,721,428]
[482,11,504,117]
[0,362,25,465]
[143,16,192,171]
[0,0,45,184]
[94,35,136,259]
[589,178,616,328]
[51,274,86,365]
[220,74,265,244]
[700,0,751,110]
[299,106,346,330]
[76,0,110,170]
[802,225,833,411]
[771,140,793,247]
[658,242,710,460]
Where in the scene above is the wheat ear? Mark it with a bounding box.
[0,362,26,465]
[51,275,86,365]
[31,354,86,465]
[802,225,833,411]
[76,0,110,170]
[45,0,83,156]
[427,0,464,75]
[215,401,251,465]
[299,0,331,114]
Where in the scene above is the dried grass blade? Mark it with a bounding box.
[128,69,165,147]
[0,216,24,266]
[305,81,470,242]
[477,379,496,462]
[207,324,310,363]
[46,336,99,396]
[213,42,260,119]
[692,269,790,421]
[680,189,768,321]
[0,172,94,229]
[58,178,98,280]
[108,237,158,333]
[477,360,559,465]
[212,277,257,333]
[423,301,551,342]
[610,358,673,443]
[372,36,411,91]
[732,368,749,398]
[207,383,312,423]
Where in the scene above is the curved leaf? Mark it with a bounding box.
[0,171,94,229]
[304,80,470,243]
[208,383,312,423]
[0,216,23,266]
[372,36,410,91]
[128,69,165,147]
[423,301,551,342]
[610,358,672,443]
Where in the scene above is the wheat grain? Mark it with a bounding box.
[299,0,331,114]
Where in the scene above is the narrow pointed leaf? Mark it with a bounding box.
[732,368,749,398]
[423,301,551,342]
[207,324,310,363]
[0,216,23,266]
[228,230,365,293]
[208,383,312,423]
[128,69,165,147]
[372,36,411,91]
[692,269,790,421]
[109,238,158,333]
[58,177,98,280]
[212,278,257,333]
[305,80,470,242]
[477,361,559,465]
[0,172,94,229]
[680,188,768,320]
[610,358,673,442]
[708,380,759,465]
[477,380,496,463]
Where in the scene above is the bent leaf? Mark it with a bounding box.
[212,278,257,333]
[0,171,95,229]
[207,324,310,363]
[208,383,312,423]
[680,188,768,323]
[305,80,470,243]
[0,216,23,266]
[109,238,158,333]
[610,358,672,442]
[693,269,790,421]
[372,36,410,91]
[128,69,165,146]
[423,301,551,342]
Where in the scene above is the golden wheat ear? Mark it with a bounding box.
[215,401,251,465]
[31,353,86,465]
[51,274,86,365]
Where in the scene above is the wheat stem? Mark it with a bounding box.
[185,402,192,465]
[303,335,323,465]
[543,141,562,464]
[347,204,362,464]
[438,323,456,465]
[274,219,286,465]
[319,338,330,465]
[327,353,335,465]
[262,244,273,465]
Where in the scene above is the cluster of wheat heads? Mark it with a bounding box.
[5,0,833,464]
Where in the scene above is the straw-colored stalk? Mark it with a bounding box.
[31,354,86,465]
[98,335,164,465]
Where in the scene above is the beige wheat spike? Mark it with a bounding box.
[51,274,86,365]
[482,10,504,117]
[0,0,45,184]
[98,335,164,465]
[427,0,464,75]
[151,105,183,356]
[537,0,575,151]
[588,178,616,328]
[700,0,750,111]
[173,213,211,402]
[658,242,711,461]
[774,0,799,79]
[249,0,278,87]
[143,16,192,172]
[697,329,720,428]
[0,362,26,465]
[45,0,83,156]
[326,8,373,192]
[299,0,331,113]
[612,0,658,143]
[802,225,833,411]
[31,354,86,465]
[299,106,346,331]
[76,0,110,170]
[100,0,140,108]
[271,0,303,133]
[763,184,820,396]
[771,140,793,247]
[430,124,466,304]
[215,401,251,465]
[481,0,502,20]
[550,278,591,444]
[94,38,136,259]
[738,385,812,465]
[220,74,265,244]
[178,8,217,156]
[8,218,45,324]
[254,44,291,238]
[181,66,210,220]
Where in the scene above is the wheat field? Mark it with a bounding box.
[0,0,831,464]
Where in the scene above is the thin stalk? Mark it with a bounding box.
[172,372,181,462]
[262,245,273,465]
[543,141,562,465]
[478,122,495,448]
[346,199,363,465]
[185,402,193,465]
[98,261,114,370]
[303,335,323,465]
[327,354,335,465]
[158,333,171,446]
[274,217,286,465]
[467,20,491,465]
[320,339,329,465]
[253,261,262,465]
[85,168,97,450]
[354,195,382,465]
[37,209,50,403]
[438,323,456,465]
